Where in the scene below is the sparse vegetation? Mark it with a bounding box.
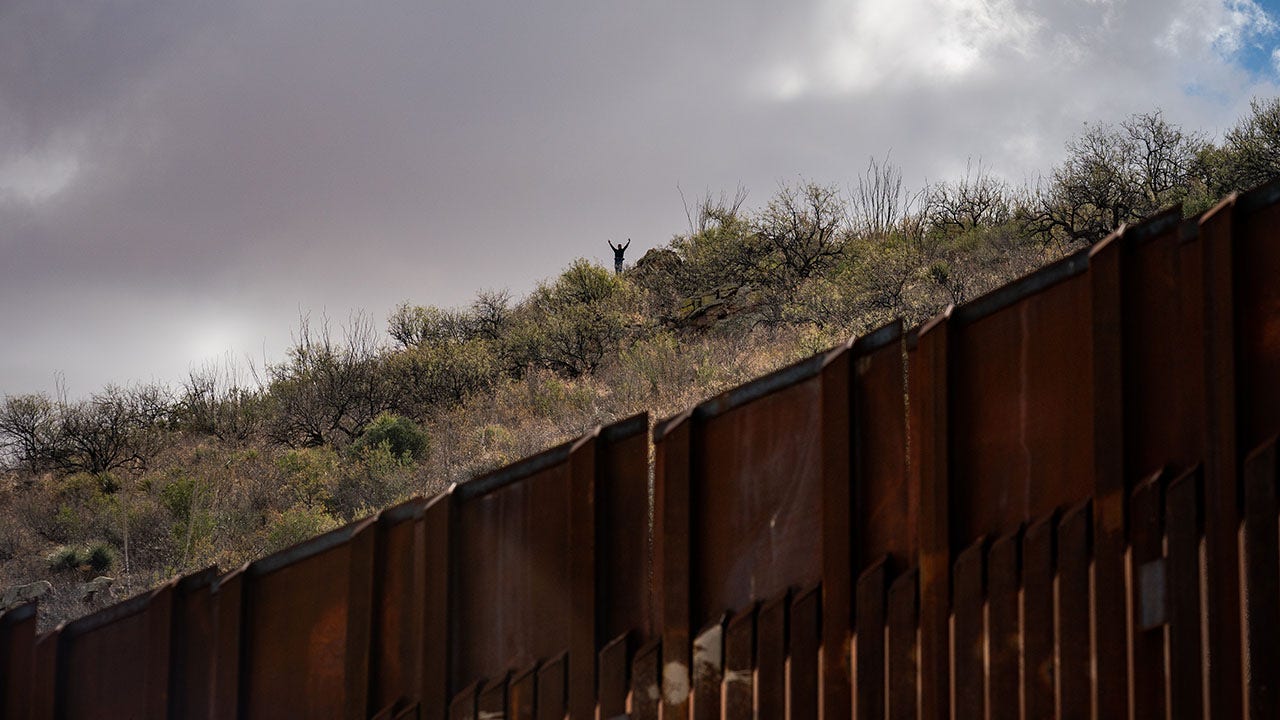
[3,100,1279,630]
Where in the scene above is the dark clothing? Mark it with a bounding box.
[609,241,629,274]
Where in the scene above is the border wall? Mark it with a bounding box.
[4,183,1280,718]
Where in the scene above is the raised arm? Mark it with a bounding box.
[622,239,630,251]
[608,240,618,251]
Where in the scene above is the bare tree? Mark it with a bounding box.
[55,385,173,475]
[0,384,175,476]
[678,183,749,236]
[267,313,394,447]
[1026,111,1205,246]
[925,159,1013,235]
[469,289,512,341]
[850,153,922,239]
[1122,111,1205,206]
[751,180,848,300]
[1214,97,1280,193]
[181,355,264,442]
[0,394,58,472]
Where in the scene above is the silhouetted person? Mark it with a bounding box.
[608,239,630,274]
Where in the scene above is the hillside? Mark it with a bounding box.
[3,100,1280,629]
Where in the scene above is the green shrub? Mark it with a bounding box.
[265,504,340,553]
[47,545,83,572]
[351,413,429,464]
[276,447,339,506]
[86,542,115,572]
[331,441,417,519]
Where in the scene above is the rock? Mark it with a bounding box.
[76,576,116,604]
[1,580,52,609]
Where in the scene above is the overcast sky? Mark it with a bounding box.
[2,0,1279,398]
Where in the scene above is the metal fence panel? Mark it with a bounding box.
[986,529,1020,720]
[630,639,661,720]
[1244,438,1280,719]
[756,590,788,720]
[690,617,723,720]
[855,559,889,720]
[1166,468,1204,720]
[167,568,218,719]
[853,323,912,572]
[451,441,577,692]
[722,604,755,720]
[371,499,428,716]
[789,585,820,720]
[54,581,174,719]
[951,538,987,720]
[1022,513,1056,720]
[1057,501,1092,720]
[1129,475,1167,719]
[239,517,376,719]
[597,414,653,644]
[688,356,828,624]
[0,602,37,719]
[887,568,918,720]
[949,255,1093,544]
[597,633,629,719]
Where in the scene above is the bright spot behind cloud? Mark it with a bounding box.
[757,0,1041,98]
[0,152,80,203]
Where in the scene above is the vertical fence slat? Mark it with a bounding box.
[1166,468,1204,720]
[909,314,951,720]
[536,653,567,720]
[822,348,855,720]
[888,568,919,720]
[450,682,480,720]
[987,529,1021,720]
[568,436,598,720]
[757,590,788,720]
[210,569,245,720]
[1199,196,1245,720]
[1057,501,1093,720]
[1244,439,1279,719]
[145,583,176,720]
[789,585,821,720]
[0,603,37,720]
[509,664,537,720]
[654,415,692,720]
[33,629,58,720]
[168,569,218,720]
[424,494,452,720]
[1130,475,1167,720]
[856,559,889,720]
[692,617,724,720]
[1089,231,1131,720]
[347,522,377,720]
[1022,513,1056,719]
[479,675,508,720]
[723,604,756,720]
[952,538,988,720]
[631,639,662,720]
[370,500,426,716]
[599,633,630,719]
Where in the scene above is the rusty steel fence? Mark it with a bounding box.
[4,183,1280,718]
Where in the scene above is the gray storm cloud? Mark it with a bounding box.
[1,0,1276,396]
